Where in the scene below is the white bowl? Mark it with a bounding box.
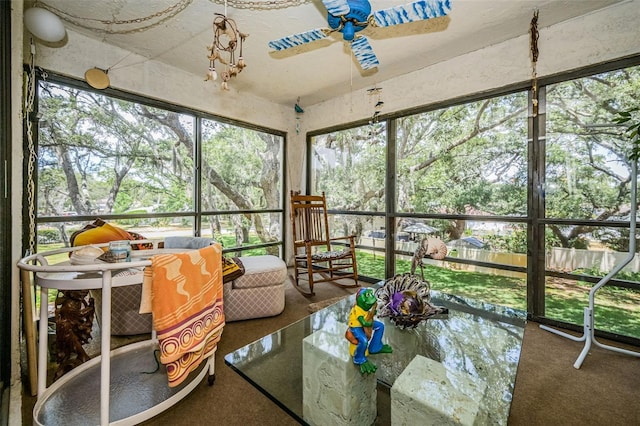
[69,246,105,265]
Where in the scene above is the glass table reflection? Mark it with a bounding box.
[224,289,526,425]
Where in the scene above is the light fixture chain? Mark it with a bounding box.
[24,41,39,253]
[37,0,193,34]
[208,0,311,10]
[36,0,308,35]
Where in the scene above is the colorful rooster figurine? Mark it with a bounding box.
[345,287,392,374]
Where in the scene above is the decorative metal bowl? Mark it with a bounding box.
[375,273,447,329]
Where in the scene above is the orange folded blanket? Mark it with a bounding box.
[142,244,225,387]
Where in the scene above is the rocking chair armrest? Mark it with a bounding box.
[328,235,356,243]
[293,236,356,250]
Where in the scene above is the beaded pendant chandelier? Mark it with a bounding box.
[205,11,248,91]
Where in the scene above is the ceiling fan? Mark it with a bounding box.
[268,0,452,71]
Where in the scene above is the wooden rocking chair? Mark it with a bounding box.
[289,191,359,296]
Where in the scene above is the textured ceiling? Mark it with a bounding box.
[31,0,622,107]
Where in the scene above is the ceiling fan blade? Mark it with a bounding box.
[268,28,329,51]
[351,36,379,70]
[373,0,451,27]
[322,0,351,17]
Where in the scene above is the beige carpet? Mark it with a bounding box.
[508,324,640,425]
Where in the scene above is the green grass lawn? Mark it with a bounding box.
[33,239,640,339]
[356,251,640,339]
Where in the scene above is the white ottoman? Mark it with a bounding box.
[223,255,287,322]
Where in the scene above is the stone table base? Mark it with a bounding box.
[302,323,377,426]
[391,355,487,426]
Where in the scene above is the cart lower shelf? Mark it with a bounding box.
[34,339,212,425]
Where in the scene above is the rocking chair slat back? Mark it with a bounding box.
[291,194,330,249]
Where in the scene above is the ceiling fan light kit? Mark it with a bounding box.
[268,0,452,71]
[326,0,371,41]
[24,6,66,43]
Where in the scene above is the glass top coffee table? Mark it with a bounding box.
[225,289,526,425]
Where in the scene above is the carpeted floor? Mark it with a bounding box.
[22,280,640,425]
[508,324,640,425]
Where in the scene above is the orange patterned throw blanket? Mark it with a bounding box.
[141,244,225,387]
